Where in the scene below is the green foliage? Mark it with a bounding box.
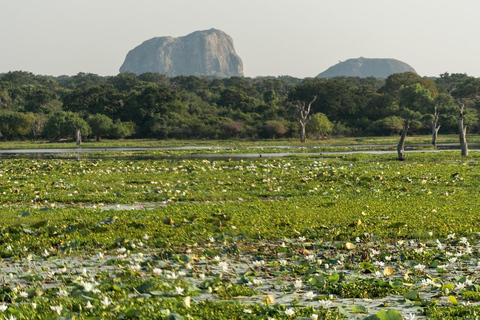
[43,111,91,141]
[2,70,480,140]
[307,112,332,138]
[87,113,114,141]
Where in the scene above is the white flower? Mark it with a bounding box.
[294,279,303,290]
[7,315,16,320]
[218,261,229,272]
[319,299,332,308]
[311,314,319,320]
[19,291,28,298]
[175,287,184,295]
[31,302,37,309]
[464,278,473,286]
[304,291,316,300]
[449,257,457,264]
[50,305,63,315]
[117,247,127,254]
[0,304,8,312]
[405,313,416,320]
[253,278,263,286]
[57,289,68,297]
[455,282,466,291]
[414,264,426,272]
[243,309,252,314]
[143,234,150,240]
[101,296,111,307]
[447,233,455,239]
[285,308,295,317]
[130,264,141,272]
[85,301,93,309]
[421,278,434,286]
[279,259,288,266]
[298,236,306,242]
[153,268,162,276]
[81,281,94,292]
[97,252,104,259]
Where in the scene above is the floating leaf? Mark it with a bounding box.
[348,304,368,313]
[376,309,403,320]
[405,290,421,301]
[448,295,458,305]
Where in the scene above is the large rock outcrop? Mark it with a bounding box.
[316,57,416,78]
[119,29,243,77]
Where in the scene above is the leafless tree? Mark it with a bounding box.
[295,96,316,143]
[457,101,468,156]
[76,128,82,146]
[431,105,440,150]
[397,119,409,161]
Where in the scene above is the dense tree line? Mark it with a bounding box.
[0,70,478,141]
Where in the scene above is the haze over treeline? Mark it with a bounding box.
[0,71,479,142]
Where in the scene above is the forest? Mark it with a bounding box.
[0,70,479,142]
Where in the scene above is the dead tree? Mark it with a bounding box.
[75,128,82,146]
[295,96,316,143]
[457,101,468,156]
[431,105,440,150]
[397,119,409,161]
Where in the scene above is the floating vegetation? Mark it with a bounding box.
[0,152,478,319]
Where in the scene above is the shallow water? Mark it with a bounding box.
[0,144,479,161]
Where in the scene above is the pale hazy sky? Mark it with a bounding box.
[2,0,480,78]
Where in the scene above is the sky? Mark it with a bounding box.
[2,0,480,78]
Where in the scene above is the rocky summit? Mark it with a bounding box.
[316,57,416,78]
[119,29,243,77]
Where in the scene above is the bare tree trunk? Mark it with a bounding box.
[431,105,440,150]
[295,96,316,143]
[397,119,409,161]
[458,101,468,156]
[299,123,307,143]
[76,128,82,146]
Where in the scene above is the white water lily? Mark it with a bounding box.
[50,305,63,315]
[175,287,184,295]
[304,291,316,300]
[285,308,295,317]
[101,296,111,307]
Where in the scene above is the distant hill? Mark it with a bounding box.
[316,57,416,78]
[120,29,243,77]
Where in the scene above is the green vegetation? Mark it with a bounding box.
[0,152,478,319]
[1,71,480,143]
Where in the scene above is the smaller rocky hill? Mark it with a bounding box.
[316,57,416,78]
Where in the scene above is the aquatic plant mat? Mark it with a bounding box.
[0,152,478,319]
